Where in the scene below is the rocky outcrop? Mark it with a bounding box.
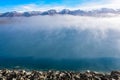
[0,69,120,80]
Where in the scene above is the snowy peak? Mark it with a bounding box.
[0,8,120,17]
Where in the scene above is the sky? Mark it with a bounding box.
[0,0,120,12]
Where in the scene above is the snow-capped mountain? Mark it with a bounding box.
[0,8,120,17]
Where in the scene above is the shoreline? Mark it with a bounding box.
[0,69,120,80]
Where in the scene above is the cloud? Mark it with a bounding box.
[78,0,120,10]
[12,4,66,12]
[0,0,120,12]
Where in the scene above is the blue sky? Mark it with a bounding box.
[0,0,120,12]
[0,0,94,6]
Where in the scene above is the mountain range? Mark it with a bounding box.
[0,8,120,17]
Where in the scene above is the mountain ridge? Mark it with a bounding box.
[0,8,120,17]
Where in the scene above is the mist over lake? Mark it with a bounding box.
[0,15,120,71]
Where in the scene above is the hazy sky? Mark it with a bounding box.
[0,0,120,12]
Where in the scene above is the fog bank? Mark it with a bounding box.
[0,15,120,59]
